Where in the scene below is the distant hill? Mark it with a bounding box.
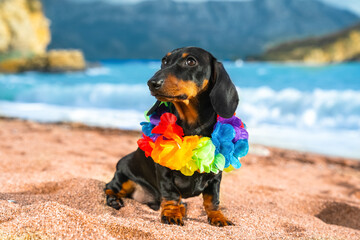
[41,0,360,60]
[254,23,360,63]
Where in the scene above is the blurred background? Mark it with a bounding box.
[0,0,359,159]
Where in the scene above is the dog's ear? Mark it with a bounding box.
[209,60,239,118]
[146,100,161,116]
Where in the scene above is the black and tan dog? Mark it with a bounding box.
[105,47,239,226]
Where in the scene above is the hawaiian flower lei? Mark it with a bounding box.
[137,102,249,176]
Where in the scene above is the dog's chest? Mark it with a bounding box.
[173,172,212,198]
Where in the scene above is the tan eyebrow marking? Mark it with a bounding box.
[182,53,189,58]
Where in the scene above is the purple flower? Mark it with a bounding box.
[234,127,248,142]
[218,116,243,127]
[218,115,248,142]
[149,103,170,125]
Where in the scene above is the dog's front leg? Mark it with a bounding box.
[202,173,234,227]
[156,166,185,226]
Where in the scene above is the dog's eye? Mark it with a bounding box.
[162,57,168,65]
[185,57,197,67]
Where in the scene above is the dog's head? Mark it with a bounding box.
[147,47,238,118]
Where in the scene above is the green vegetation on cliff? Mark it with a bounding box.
[258,22,360,63]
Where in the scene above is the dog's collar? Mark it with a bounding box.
[137,102,249,176]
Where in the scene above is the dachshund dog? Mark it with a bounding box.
[105,47,239,226]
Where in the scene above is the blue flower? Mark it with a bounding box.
[229,155,241,169]
[211,123,236,168]
[140,122,159,141]
[234,139,249,158]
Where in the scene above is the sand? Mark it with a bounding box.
[0,117,359,239]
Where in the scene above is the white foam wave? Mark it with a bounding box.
[15,83,153,110]
[238,87,360,130]
[0,101,143,130]
[6,84,360,131]
[85,67,111,76]
[0,75,36,85]
[1,92,359,159]
[249,125,360,159]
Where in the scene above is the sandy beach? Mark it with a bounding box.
[0,117,359,239]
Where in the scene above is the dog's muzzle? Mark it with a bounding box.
[148,77,164,91]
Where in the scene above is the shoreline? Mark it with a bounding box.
[0,117,359,239]
[1,115,359,161]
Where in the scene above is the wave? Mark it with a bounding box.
[12,83,154,111]
[2,82,360,131]
[238,87,360,130]
[0,101,144,130]
[1,85,360,159]
[249,125,360,159]
[85,67,111,76]
[1,99,359,159]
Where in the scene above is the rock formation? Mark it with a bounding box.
[256,23,360,63]
[0,0,85,73]
[0,50,86,73]
[0,0,50,57]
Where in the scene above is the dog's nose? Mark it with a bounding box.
[148,78,164,90]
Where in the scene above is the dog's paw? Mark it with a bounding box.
[207,211,234,227]
[161,215,184,226]
[160,200,185,226]
[106,194,124,210]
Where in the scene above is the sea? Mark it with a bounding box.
[1,60,359,159]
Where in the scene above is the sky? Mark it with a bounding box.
[73,0,360,16]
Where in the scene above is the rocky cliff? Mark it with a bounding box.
[0,49,86,73]
[256,22,360,63]
[0,0,50,58]
[0,0,85,72]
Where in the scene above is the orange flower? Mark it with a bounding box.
[151,136,179,167]
[151,135,199,170]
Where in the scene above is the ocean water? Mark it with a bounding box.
[1,61,359,159]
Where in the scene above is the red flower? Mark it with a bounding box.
[137,134,154,157]
[151,113,184,143]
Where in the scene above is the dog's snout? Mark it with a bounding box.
[148,78,164,90]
